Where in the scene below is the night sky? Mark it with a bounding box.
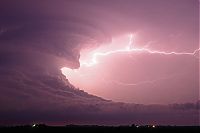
[0,0,199,126]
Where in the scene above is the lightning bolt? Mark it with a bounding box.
[80,34,199,67]
[105,73,185,87]
[61,33,199,88]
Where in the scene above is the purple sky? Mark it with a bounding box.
[0,0,199,125]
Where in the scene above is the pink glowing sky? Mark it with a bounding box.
[62,33,199,104]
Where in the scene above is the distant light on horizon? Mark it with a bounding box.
[32,124,36,127]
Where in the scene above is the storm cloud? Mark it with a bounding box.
[0,0,199,126]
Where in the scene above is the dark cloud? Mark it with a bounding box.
[0,101,199,125]
[0,0,113,69]
[170,101,200,110]
[0,0,198,66]
[0,20,110,68]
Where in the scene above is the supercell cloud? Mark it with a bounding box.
[0,0,199,125]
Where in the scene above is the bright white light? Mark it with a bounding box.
[78,33,199,67]
[32,124,36,127]
[61,33,199,91]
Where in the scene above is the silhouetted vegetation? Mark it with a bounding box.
[0,124,199,133]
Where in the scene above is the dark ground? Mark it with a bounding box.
[0,124,199,133]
